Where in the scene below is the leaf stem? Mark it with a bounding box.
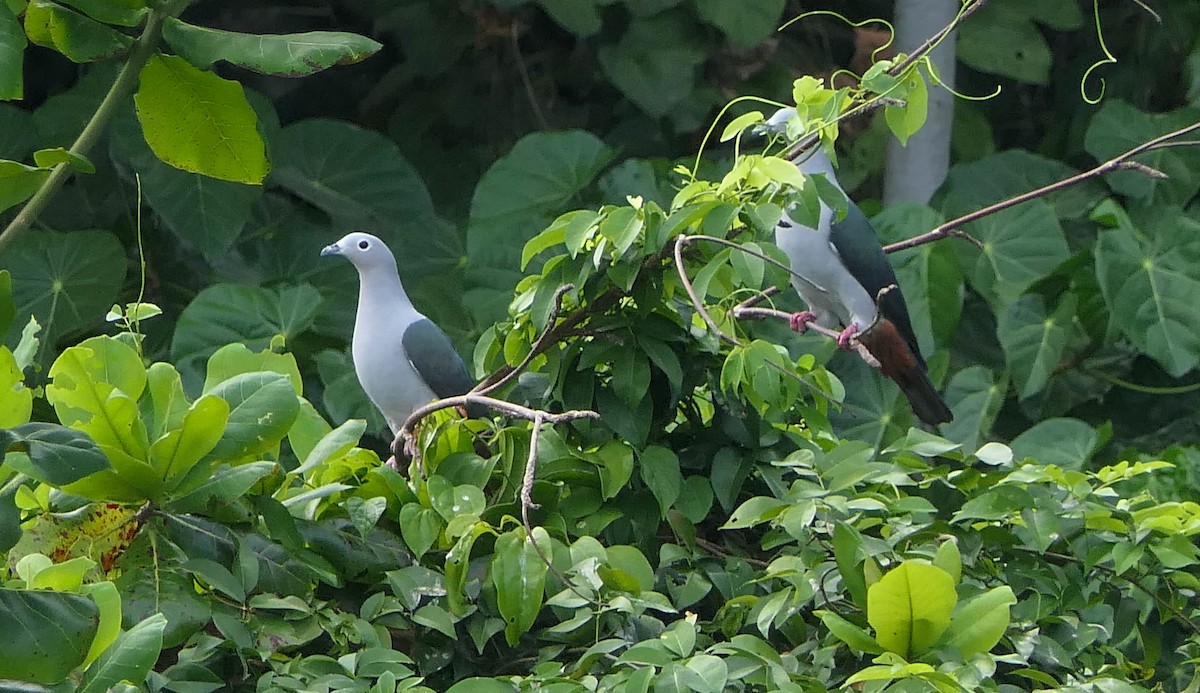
[0,1,186,255]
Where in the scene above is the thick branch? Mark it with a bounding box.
[0,1,189,254]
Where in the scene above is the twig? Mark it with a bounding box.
[518,412,603,607]
[883,119,1200,253]
[694,536,769,568]
[510,23,549,130]
[474,284,573,397]
[393,394,599,466]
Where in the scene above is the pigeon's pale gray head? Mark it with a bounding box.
[321,232,396,272]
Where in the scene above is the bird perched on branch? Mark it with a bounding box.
[762,109,953,425]
[321,232,481,435]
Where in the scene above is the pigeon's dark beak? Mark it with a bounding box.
[320,243,340,257]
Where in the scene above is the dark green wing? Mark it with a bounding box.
[828,203,926,370]
[401,318,476,400]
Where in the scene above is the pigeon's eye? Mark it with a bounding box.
[358,240,369,250]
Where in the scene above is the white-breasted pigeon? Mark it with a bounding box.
[321,232,478,433]
[762,109,953,425]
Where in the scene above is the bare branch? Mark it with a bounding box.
[474,284,574,397]
[889,0,990,76]
[392,393,599,465]
[883,119,1200,254]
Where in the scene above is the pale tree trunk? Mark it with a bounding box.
[884,0,958,205]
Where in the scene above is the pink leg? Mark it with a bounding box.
[836,323,860,350]
[789,310,817,333]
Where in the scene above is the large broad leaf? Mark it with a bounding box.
[0,3,25,99]
[171,283,321,387]
[0,588,99,683]
[1095,211,1200,376]
[955,201,1070,309]
[997,294,1077,399]
[827,352,909,449]
[0,230,124,358]
[0,422,109,486]
[1010,418,1099,469]
[47,337,157,500]
[1085,100,1200,206]
[204,372,300,462]
[597,14,705,118]
[0,105,37,160]
[135,54,268,184]
[466,130,614,324]
[867,561,957,659]
[956,2,1051,85]
[942,586,1016,658]
[938,149,1104,221]
[109,113,261,258]
[77,613,167,693]
[162,18,379,76]
[537,0,601,36]
[23,0,130,63]
[694,0,785,48]
[491,527,551,646]
[873,203,962,354]
[941,366,1006,451]
[270,120,458,291]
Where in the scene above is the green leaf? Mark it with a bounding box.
[0,344,30,427]
[32,146,93,172]
[162,18,380,76]
[135,53,268,184]
[932,541,962,584]
[956,2,1051,84]
[205,372,300,462]
[165,461,275,513]
[150,394,230,496]
[597,14,705,118]
[171,283,321,386]
[0,588,99,683]
[957,202,1069,308]
[940,150,1104,221]
[398,503,442,559]
[79,581,121,668]
[445,679,515,693]
[492,527,550,645]
[109,114,260,258]
[941,366,1006,451]
[24,0,130,62]
[1095,213,1200,376]
[867,561,957,658]
[694,0,785,48]
[0,160,47,214]
[872,203,961,354]
[1085,100,1200,205]
[56,0,144,26]
[0,422,109,485]
[77,613,166,693]
[943,586,1016,657]
[639,445,682,517]
[537,0,600,36]
[0,230,125,357]
[818,610,884,654]
[884,66,928,145]
[997,294,1077,399]
[467,130,614,323]
[1010,417,1098,469]
[0,3,25,100]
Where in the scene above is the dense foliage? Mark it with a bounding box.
[2,0,1200,691]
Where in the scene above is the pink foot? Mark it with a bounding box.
[789,310,817,333]
[836,323,860,350]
